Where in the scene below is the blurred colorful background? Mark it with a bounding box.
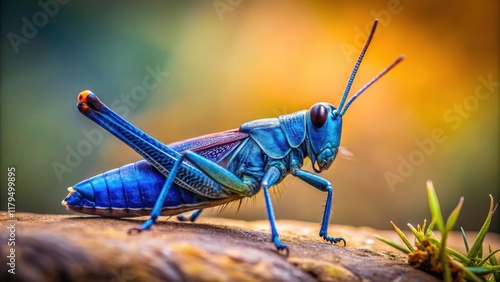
[1,1,498,232]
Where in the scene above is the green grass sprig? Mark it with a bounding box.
[374,181,499,281]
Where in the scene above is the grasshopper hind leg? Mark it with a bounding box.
[177,209,203,222]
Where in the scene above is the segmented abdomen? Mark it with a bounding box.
[64,160,238,217]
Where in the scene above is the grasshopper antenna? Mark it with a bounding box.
[340,55,404,116]
[336,19,379,115]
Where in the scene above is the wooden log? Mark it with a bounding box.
[1,212,498,281]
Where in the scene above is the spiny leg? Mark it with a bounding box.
[292,168,346,246]
[261,166,289,255]
[128,153,186,233]
[177,209,203,222]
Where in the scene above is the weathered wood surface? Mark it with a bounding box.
[1,212,498,282]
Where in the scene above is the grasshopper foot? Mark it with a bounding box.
[127,227,143,235]
[321,234,346,246]
[176,215,190,222]
[177,209,202,222]
[273,237,290,256]
[176,214,197,222]
[276,246,290,257]
[127,218,156,234]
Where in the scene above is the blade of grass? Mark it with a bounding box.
[446,247,470,264]
[489,245,499,265]
[445,197,463,233]
[466,266,500,275]
[489,245,500,281]
[425,219,436,238]
[440,243,451,281]
[390,221,414,252]
[407,223,424,243]
[468,195,497,259]
[421,219,427,232]
[374,235,411,254]
[441,196,464,281]
[426,181,451,281]
[478,248,500,266]
[460,227,469,254]
[427,180,445,232]
[427,180,444,232]
[463,267,490,282]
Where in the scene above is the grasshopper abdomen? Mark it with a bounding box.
[63,160,240,217]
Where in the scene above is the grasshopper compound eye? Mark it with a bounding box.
[310,103,328,128]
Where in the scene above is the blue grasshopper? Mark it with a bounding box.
[62,19,403,253]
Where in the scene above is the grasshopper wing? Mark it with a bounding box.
[168,129,249,163]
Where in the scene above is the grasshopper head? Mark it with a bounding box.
[305,19,404,173]
[306,102,342,172]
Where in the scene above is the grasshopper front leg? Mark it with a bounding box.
[292,168,346,246]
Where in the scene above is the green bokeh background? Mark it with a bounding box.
[1,1,498,233]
